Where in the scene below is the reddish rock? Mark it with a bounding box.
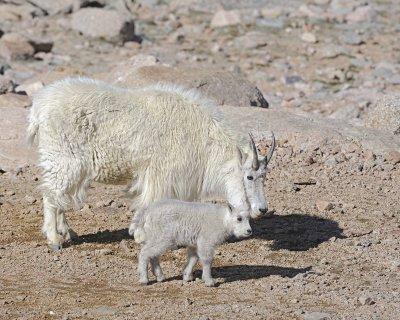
[0,93,31,108]
[315,200,334,212]
[0,33,35,61]
[210,10,241,28]
[386,151,400,165]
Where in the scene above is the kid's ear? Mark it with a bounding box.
[227,203,234,213]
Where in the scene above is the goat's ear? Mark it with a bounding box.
[237,147,246,166]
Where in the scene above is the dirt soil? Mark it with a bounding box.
[1,147,399,319]
[1,0,400,319]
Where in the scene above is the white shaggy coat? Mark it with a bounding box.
[27,77,268,248]
[129,199,252,286]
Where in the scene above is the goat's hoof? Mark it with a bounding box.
[204,279,216,287]
[50,244,62,251]
[183,274,194,282]
[138,279,148,286]
[156,276,165,283]
[65,229,78,241]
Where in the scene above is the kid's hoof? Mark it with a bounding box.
[204,279,216,287]
[50,244,62,251]
[183,274,194,282]
[156,275,165,283]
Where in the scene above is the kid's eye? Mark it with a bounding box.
[237,217,242,222]
[247,176,253,180]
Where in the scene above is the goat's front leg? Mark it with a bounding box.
[138,247,150,285]
[197,242,216,287]
[183,246,198,282]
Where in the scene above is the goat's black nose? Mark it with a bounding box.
[246,229,252,235]
[259,208,267,214]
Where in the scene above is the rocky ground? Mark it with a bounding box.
[0,0,399,319]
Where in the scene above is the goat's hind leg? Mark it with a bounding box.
[150,257,165,282]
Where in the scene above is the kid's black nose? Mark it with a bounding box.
[246,229,252,235]
[259,208,267,214]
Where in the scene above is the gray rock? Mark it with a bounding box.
[233,32,268,50]
[388,74,400,85]
[341,31,363,45]
[358,295,375,306]
[70,8,136,43]
[346,5,376,23]
[284,75,304,85]
[0,62,11,75]
[365,95,400,134]
[0,75,14,94]
[109,65,269,108]
[28,0,75,15]
[320,44,350,59]
[303,311,331,320]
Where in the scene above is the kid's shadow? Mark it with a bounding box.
[250,213,344,251]
[165,264,311,284]
[212,264,311,283]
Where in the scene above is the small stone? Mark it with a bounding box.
[15,295,27,301]
[260,7,283,19]
[324,156,338,167]
[0,33,35,61]
[358,295,375,306]
[5,190,15,196]
[301,32,317,43]
[0,76,14,94]
[346,5,376,23]
[25,195,37,205]
[315,200,333,212]
[303,311,331,320]
[385,151,400,165]
[0,93,31,108]
[210,9,241,28]
[94,248,113,256]
[15,81,44,97]
[70,8,136,43]
[341,32,363,45]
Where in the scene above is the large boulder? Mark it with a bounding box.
[109,64,269,108]
[365,96,400,135]
[28,0,75,15]
[70,8,136,43]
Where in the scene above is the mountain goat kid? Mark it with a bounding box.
[129,199,252,286]
[27,77,275,250]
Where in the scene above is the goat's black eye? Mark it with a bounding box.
[237,217,242,222]
[247,175,254,180]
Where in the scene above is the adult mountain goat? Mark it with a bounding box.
[27,77,275,250]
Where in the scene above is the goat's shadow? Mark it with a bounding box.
[75,228,130,245]
[250,213,344,251]
[75,213,344,252]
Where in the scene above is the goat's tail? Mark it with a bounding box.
[27,98,41,146]
[27,111,39,146]
[128,208,147,243]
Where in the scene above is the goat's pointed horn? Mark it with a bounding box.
[264,132,276,165]
[249,133,260,171]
